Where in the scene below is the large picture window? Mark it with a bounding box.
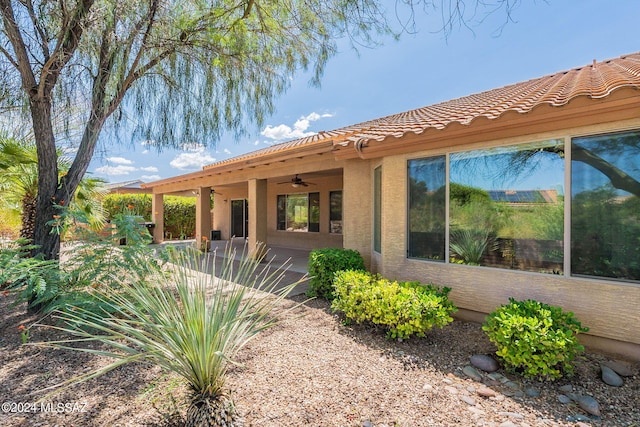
[408,130,640,283]
[277,193,319,232]
[408,139,565,275]
[571,130,640,281]
[449,140,565,273]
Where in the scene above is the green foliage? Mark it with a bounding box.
[449,228,495,265]
[102,194,196,240]
[307,248,365,300]
[102,194,152,221]
[34,243,302,424]
[0,239,66,309]
[483,298,589,380]
[163,196,197,240]
[0,209,163,316]
[332,270,456,339]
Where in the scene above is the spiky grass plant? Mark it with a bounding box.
[449,228,495,265]
[35,243,303,426]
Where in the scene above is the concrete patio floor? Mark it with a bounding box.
[155,238,311,296]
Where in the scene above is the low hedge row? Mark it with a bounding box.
[331,270,457,339]
[309,248,589,380]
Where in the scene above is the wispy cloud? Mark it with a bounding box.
[170,145,216,170]
[139,166,159,172]
[95,165,137,176]
[106,156,133,165]
[260,112,333,141]
[141,174,161,181]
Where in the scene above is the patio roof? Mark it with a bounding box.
[144,52,640,188]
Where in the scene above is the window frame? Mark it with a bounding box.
[276,192,320,233]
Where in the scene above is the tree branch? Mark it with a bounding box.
[38,0,95,98]
[25,0,50,61]
[572,145,640,198]
[0,0,38,92]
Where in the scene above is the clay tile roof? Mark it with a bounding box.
[203,52,640,168]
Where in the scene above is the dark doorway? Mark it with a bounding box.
[231,199,248,238]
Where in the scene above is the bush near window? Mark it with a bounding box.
[483,298,589,380]
[102,194,196,239]
[332,270,457,339]
[307,248,365,299]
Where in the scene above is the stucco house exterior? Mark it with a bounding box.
[144,53,640,359]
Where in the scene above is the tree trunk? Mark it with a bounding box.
[29,95,62,260]
[185,394,239,427]
[19,193,36,241]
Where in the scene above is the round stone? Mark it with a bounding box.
[602,360,635,377]
[576,395,601,417]
[601,364,624,387]
[463,365,483,382]
[470,354,500,372]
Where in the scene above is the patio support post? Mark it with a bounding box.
[248,178,267,259]
[195,187,212,249]
[151,193,164,243]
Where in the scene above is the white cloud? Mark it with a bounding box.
[261,112,334,141]
[170,149,216,170]
[140,140,157,147]
[106,156,133,165]
[95,165,137,176]
[139,166,159,172]
[141,174,161,181]
[223,148,232,155]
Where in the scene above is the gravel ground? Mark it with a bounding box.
[0,292,638,427]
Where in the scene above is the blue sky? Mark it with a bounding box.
[88,0,640,184]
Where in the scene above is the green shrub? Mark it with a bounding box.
[331,270,456,339]
[482,298,589,380]
[307,248,365,299]
[102,194,196,239]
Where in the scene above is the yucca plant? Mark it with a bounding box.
[449,228,495,265]
[34,243,303,426]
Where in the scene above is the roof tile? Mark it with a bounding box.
[204,52,640,168]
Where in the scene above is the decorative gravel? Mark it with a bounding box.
[1,293,638,427]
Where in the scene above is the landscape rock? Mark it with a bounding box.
[558,384,573,393]
[363,421,373,427]
[575,395,601,417]
[557,394,572,404]
[602,360,635,377]
[601,364,624,387]
[463,365,483,382]
[470,354,500,372]
[476,386,498,398]
[524,387,540,398]
[499,422,519,427]
[460,395,476,406]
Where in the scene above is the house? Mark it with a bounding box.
[105,180,150,194]
[143,53,640,359]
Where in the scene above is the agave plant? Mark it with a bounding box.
[35,243,303,426]
[449,228,495,265]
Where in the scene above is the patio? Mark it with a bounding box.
[155,237,311,296]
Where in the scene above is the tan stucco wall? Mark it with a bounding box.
[369,118,640,356]
[343,159,375,269]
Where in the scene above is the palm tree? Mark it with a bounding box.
[0,137,106,241]
[36,244,303,426]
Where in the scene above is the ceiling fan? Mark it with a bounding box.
[278,174,316,188]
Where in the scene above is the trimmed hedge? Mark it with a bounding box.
[307,248,365,299]
[483,298,589,380]
[332,270,457,339]
[102,194,196,239]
